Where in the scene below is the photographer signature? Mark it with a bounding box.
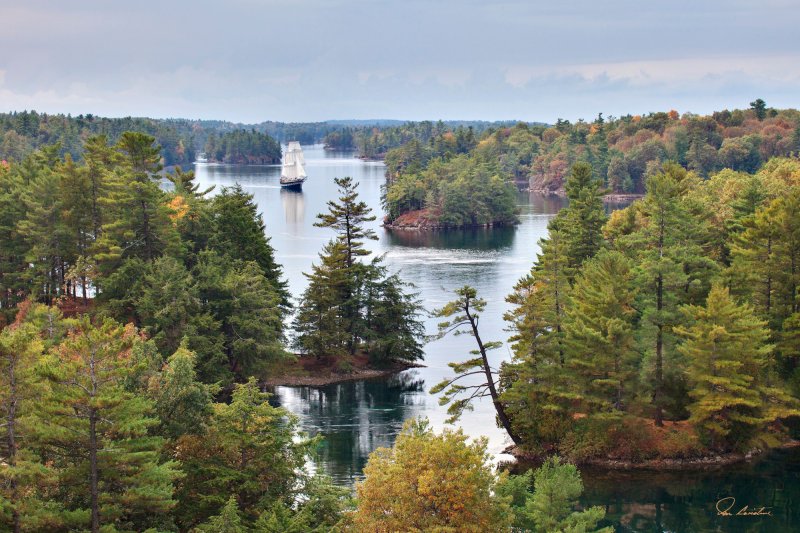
[716,496,772,517]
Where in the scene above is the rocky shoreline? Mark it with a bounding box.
[527,188,644,203]
[504,440,800,471]
[262,357,424,387]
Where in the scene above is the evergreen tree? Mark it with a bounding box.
[293,241,350,359]
[560,161,607,274]
[136,255,200,355]
[146,344,218,441]
[501,230,573,447]
[208,185,288,306]
[35,317,180,532]
[431,286,521,445]
[563,250,638,415]
[16,158,68,305]
[295,177,423,363]
[314,176,377,354]
[0,309,46,533]
[526,457,611,533]
[173,378,307,529]
[194,252,286,381]
[194,496,246,533]
[623,164,717,426]
[675,285,800,450]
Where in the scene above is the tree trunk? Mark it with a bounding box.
[464,298,522,445]
[89,408,100,533]
[654,274,664,427]
[6,352,20,533]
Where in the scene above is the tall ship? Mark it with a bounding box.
[280,141,307,189]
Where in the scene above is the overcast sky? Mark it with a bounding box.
[1,0,798,123]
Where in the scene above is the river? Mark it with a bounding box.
[194,145,800,532]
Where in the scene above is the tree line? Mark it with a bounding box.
[381,102,800,228]
[204,130,282,165]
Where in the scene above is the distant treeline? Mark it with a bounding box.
[323,119,532,158]
[204,129,281,164]
[0,111,375,166]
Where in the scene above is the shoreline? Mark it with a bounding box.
[263,357,424,387]
[504,440,800,471]
[527,188,644,203]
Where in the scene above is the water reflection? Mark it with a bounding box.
[511,446,800,532]
[271,371,425,484]
[385,225,516,251]
[280,188,305,224]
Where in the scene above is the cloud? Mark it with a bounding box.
[1,1,799,121]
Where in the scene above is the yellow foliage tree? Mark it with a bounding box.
[352,419,513,532]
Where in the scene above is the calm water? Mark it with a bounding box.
[195,145,800,532]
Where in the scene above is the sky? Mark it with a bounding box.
[1,0,798,123]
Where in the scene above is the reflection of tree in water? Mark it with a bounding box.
[571,447,800,532]
[386,226,515,251]
[272,371,425,484]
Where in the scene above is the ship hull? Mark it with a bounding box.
[280,177,305,190]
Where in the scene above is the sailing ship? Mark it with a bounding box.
[280,141,307,189]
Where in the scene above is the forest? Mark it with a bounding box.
[3,105,800,530]
[203,130,282,165]
[0,111,364,167]
[382,102,800,228]
[430,156,800,464]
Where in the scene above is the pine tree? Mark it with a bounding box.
[431,286,521,445]
[526,457,611,533]
[194,252,286,381]
[623,164,718,426]
[295,177,423,362]
[136,255,200,355]
[35,317,180,532]
[208,184,288,306]
[0,163,32,320]
[313,176,378,354]
[676,285,800,450]
[563,250,638,415]
[560,161,607,274]
[58,156,95,300]
[0,307,46,533]
[360,270,424,365]
[16,160,69,304]
[501,229,573,446]
[146,344,218,441]
[173,378,307,528]
[194,496,246,533]
[293,241,351,359]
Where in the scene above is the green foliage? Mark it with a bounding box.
[205,129,281,165]
[208,185,289,306]
[173,378,309,529]
[676,285,800,450]
[527,457,611,533]
[147,344,218,441]
[503,150,800,459]
[294,177,424,364]
[564,250,638,415]
[432,286,521,443]
[35,317,181,532]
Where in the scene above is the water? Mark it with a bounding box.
[194,145,800,531]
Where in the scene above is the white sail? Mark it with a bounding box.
[281,141,307,186]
